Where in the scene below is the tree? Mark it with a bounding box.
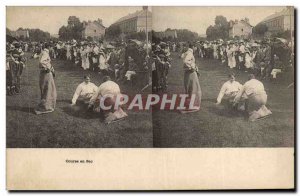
[105,25,122,39]
[32,29,50,41]
[58,25,69,40]
[206,15,230,40]
[215,16,228,27]
[6,28,12,36]
[59,16,84,40]
[175,29,199,42]
[125,31,146,41]
[253,23,268,36]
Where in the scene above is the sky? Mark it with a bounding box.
[7,6,285,35]
[6,6,147,35]
[152,6,285,35]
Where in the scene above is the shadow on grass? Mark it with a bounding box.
[56,99,71,104]
[61,104,100,119]
[207,105,247,118]
[201,98,216,103]
[6,105,35,114]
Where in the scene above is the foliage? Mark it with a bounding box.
[252,23,268,36]
[105,25,122,39]
[152,29,199,43]
[206,15,229,40]
[125,31,149,41]
[271,30,294,40]
[58,16,84,40]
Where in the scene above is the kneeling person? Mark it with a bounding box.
[71,75,98,106]
[216,73,242,109]
[234,74,272,121]
[89,76,127,124]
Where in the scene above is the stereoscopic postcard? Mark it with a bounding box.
[6,6,295,190]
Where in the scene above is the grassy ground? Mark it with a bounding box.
[6,53,153,148]
[153,52,294,147]
[7,52,294,148]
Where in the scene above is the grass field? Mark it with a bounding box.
[6,53,153,148]
[153,52,294,147]
[7,52,294,148]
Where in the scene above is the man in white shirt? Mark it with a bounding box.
[216,73,242,106]
[234,74,272,121]
[89,76,127,124]
[71,75,98,106]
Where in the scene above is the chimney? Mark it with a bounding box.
[98,18,103,25]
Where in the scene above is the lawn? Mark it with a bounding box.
[152,52,294,147]
[6,53,153,148]
[7,52,294,148]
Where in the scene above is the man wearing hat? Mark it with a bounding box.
[125,56,137,81]
[91,42,100,71]
[238,40,246,71]
[260,41,272,80]
[8,42,25,95]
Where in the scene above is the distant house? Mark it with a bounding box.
[10,29,29,39]
[229,18,253,39]
[82,19,106,40]
[259,7,294,35]
[111,7,152,34]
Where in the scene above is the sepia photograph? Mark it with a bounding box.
[5,5,295,190]
[6,6,294,148]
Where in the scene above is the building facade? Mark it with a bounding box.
[10,29,29,39]
[82,19,106,40]
[259,7,294,35]
[111,7,152,34]
[229,18,253,39]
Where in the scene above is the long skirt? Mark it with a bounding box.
[228,55,236,69]
[81,57,90,70]
[184,70,202,108]
[36,71,57,112]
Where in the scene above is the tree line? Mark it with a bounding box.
[205,15,270,40]
[7,27,51,42]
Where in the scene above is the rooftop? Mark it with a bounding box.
[261,7,293,23]
[114,9,152,24]
[83,19,106,29]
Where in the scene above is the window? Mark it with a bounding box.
[94,30,96,33]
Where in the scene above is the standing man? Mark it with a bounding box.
[10,43,25,95]
[35,43,57,114]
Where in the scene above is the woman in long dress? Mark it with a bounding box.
[35,43,57,114]
[80,44,90,70]
[181,43,202,113]
[227,43,236,69]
